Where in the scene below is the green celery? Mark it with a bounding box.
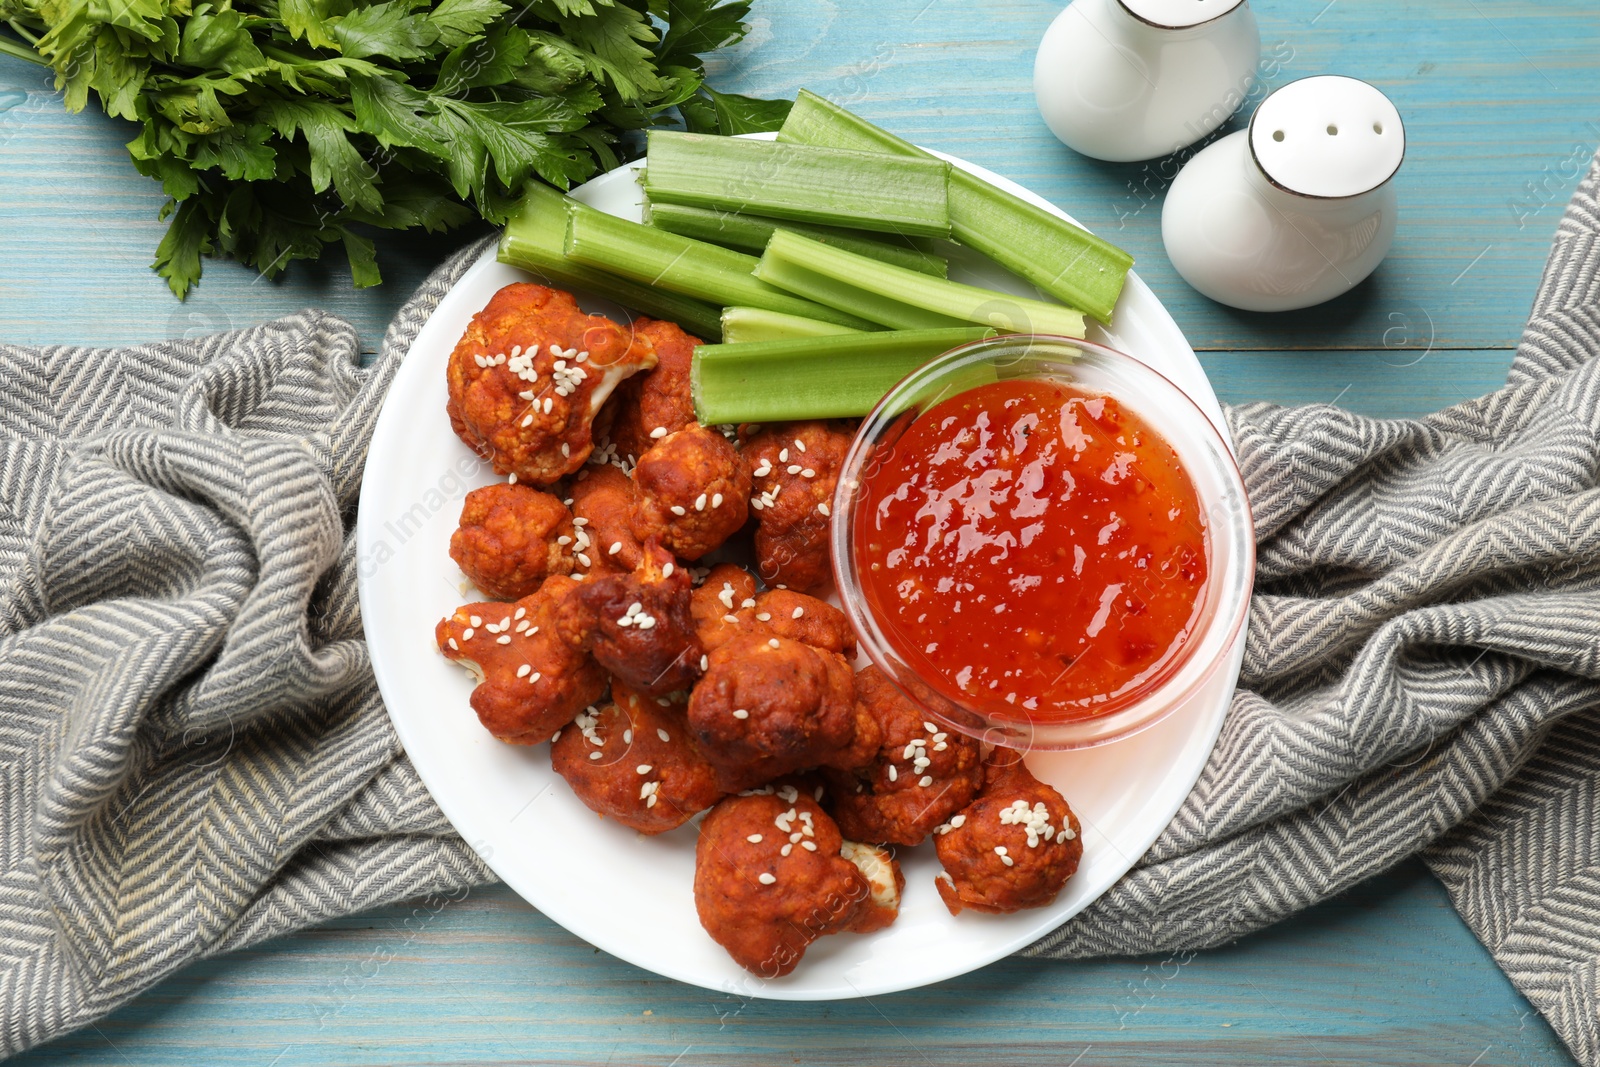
[562,207,875,331]
[499,185,724,340]
[720,307,864,344]
[692,327,993,424]
[758,231,1086,338]
[643,130,951,239]
[778,90,1133,325]
[646,201,949,277]
[753,256,969,331]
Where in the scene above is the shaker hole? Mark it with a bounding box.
[1272,130,1285,142]
[1373,122,1384,134]
[1326,124,1339,136]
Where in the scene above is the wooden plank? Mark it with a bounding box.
[8,862,1573,1066]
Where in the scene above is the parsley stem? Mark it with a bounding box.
[0,29,45,64]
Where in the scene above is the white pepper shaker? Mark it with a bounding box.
[1034,0,1261,163]
[1161,75,1405,312]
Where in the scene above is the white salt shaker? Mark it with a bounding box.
[1034,0,1261,163]
[1162,75,1405,312]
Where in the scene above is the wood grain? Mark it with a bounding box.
[0,0,1594,1062]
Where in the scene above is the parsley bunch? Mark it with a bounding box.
[0,0,789,297]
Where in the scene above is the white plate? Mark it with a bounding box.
[357,142,1245,1001]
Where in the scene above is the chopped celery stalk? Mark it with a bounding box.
[643,130,951,239]
[562,207,875,331]
[720,307,864,344]
[759,231,1087,338]
[778,89,1133,325]
[692,327,993,424]
[753,256,969,331]
[646,201,948,277]
[499,184,723,340]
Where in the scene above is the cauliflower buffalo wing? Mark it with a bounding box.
[694,787,903,977]
[689,562,761,653]
[631,423,751,560]
[550,684,723,834]
[605,317,699,464]
[447,283,656,486]
[449,483,576,599]
[822,666,984,847]
[568,464,644,574]
[933,752,1083,915]
[557,540,704,697]
[687,634,878,793]
[435,575,606,744]
[745,421,853,591]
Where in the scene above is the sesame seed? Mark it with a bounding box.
[572,517,589,527]
[670,505,686,516]
[711,493,723,508]
[780,844,792,856]
[699,655,708,670]
[756,613,771,622]
[470,616,483,627]
[923,722,938,733]
[918,775,934,787]
[741,598,756,608]
[779,449,788,463]
[950,814,966,829]
[800,840,817,851]
[636,764,652,775]
[577,553,592,567]
[516,664,531,678]
[694,493,707,511]
[650,427,668,439]
[663,564,674,578]
[747,834,763,843]
[461,628,474,640]
[589,751,603,760]
[934,742,948,751]
[1000,854,1015,866]
[794,439,806,452]
[792,607,804,619]
[732,709,749,719]
[994,845,1008,856]
[637,616,656,630]
[496,635,511,645]
[887,765,897,782]
[448,638,458,650]
[722,614,739,623]
[508,473,518,484]
[646,794,658,808]
[658,728,671,742]
[623,729,632,743]
[609,542,622,555]
[521,415,533,428]
[557,535,572,545]
[768,639,780,649]
[758,873,777,885]
[801,469,815,478]
[531,672,541,683]
[551,730,561,743]
[561,443,570,457]
[514,607,526,620]
[787,465,802,475]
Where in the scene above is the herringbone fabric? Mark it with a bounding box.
[2,152,1599,1062]
[1026,156,1600,1066]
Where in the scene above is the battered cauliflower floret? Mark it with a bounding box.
[687,634,878,793]
[568,464,644,574]
[689,563,762,653]
[694,787,902,977]
[550,684,723,835]
[822,666,984,847]
[556,540,704,697]
[446,283,656,486]
[749,589,855,658]
[435,576,606,744]
[631,423,752,561]
[449,483,576,600]
[606,317,700,464]
[933,752,1083,915]
[745,421,854,591]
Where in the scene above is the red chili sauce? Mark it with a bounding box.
[853,378,1208,721]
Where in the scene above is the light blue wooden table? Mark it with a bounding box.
[2,1,1597,1063]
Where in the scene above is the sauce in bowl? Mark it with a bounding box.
[852,377,1208,721]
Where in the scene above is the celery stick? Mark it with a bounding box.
[721,307,864,344]
[759,231,1086,338]
[754,256,969,331]
[643,130,951,239]
[646,201,948,277]
[778,90,1133,325]
[563,207,875,331]
[499,184,723,340]
[692,327,993,424]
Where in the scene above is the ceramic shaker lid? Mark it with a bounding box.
[1117,0,1247,29]
[1249,75,1405,198]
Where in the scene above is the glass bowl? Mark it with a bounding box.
[830,334,1254,751]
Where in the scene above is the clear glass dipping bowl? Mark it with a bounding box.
[831,335,1255,751]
